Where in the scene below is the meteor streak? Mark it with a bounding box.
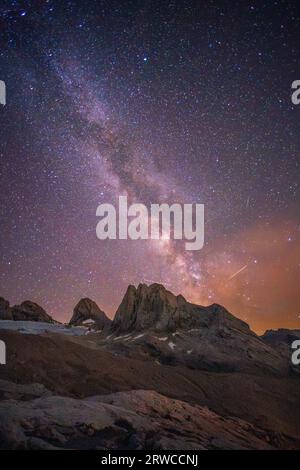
[228,264,248,281]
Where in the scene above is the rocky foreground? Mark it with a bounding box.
[1,380,298,450]
[0,283,300,450]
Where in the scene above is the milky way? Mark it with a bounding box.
[0,0,299,333]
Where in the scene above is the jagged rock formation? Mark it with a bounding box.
[112,283,250,334]
[69,298,111,330]
[0,298,54,323]
[0,380,298,450]
[0,297,12,320]
[10,301,54,323]
[109,283,287,375]
[0,285,291,375]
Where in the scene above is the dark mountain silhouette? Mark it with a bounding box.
[0,298,54,323]
[69,298,111,330]
[112,283,252,332]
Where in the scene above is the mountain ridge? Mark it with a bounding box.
[1,283,298,341]
[111,282,252,335]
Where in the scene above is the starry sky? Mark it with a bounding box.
[0,0,299,333]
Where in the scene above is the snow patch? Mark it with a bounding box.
[123,335,133,342]
[82,319,95,325]
[132,334,145,341]
[113,334,132,341]
[0,320,88,337]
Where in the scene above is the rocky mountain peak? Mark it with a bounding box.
[111,282,250,335]
[69,298,111,330]
[112,283,185,333]
[10,301,55,323]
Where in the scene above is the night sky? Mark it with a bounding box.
[0,0,299,333]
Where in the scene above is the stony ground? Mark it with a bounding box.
[1,380,299,450]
